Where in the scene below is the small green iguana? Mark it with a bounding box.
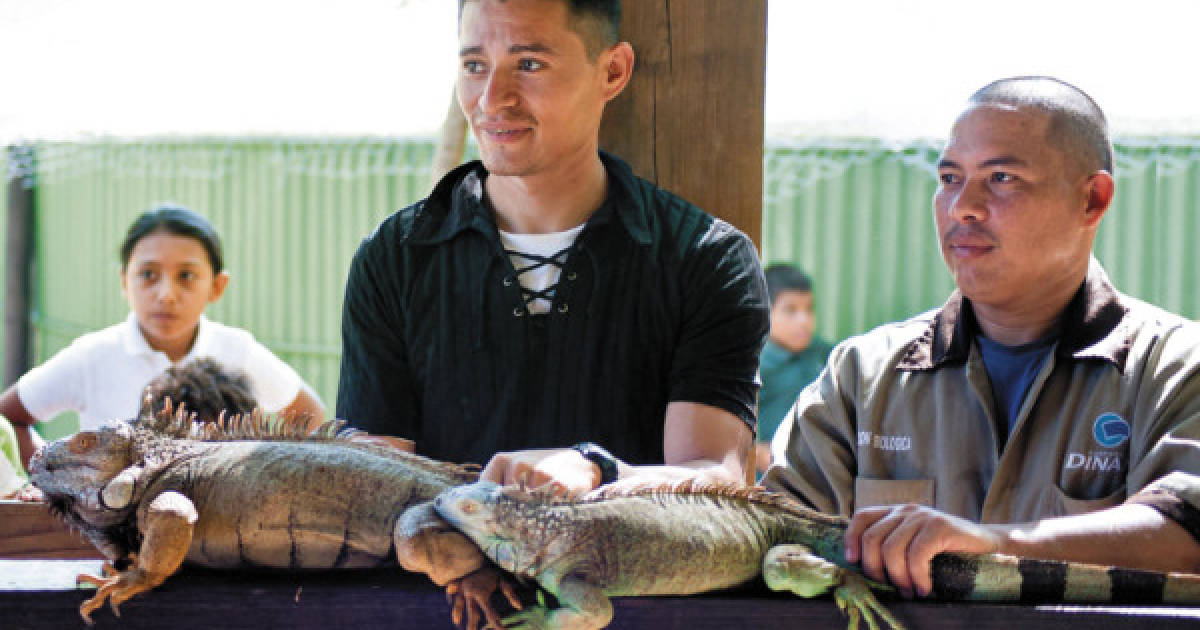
[29,404,487,623]
[434,479,1200,630]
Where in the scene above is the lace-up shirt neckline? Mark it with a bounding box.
[498,224,586,315]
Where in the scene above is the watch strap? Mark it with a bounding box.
[571,442,619,485]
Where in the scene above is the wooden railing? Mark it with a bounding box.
[2,558,1200,630]
[3,502,1200,629]
[0,500,101,559]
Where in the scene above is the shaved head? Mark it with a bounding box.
[969,76,1113,177]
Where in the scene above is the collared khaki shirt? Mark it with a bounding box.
[765,261,1200,524]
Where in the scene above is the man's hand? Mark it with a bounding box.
[481,448,599,497]
[844,504,1002,599]
[446,566,522,630]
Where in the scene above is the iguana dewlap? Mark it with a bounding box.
[434,479,1200,630]
[29,406,485,622]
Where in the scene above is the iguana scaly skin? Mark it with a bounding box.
[29,405,485,623]
[434,479,1200,630]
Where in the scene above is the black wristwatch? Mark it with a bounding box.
[571,442,619,486]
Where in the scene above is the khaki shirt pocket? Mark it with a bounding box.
[854,478,934,510]
[1044,483,1127,517]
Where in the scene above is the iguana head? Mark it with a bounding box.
[29,420,142,527]
[395,501,486,585]
[434,480,559,578]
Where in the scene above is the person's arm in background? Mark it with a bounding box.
[755,442,772,478]
[280,387,326,433]
[0,387,45,471]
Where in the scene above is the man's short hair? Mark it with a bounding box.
[764,264,813,306]
[140,358,258,424]
[969,76,1113,176]
[458,0,621,59]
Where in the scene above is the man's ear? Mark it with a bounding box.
[1082,171,1115,229]
[599,41,635,103]
[210,271,231,303]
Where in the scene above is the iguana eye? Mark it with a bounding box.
[70,433,98,454]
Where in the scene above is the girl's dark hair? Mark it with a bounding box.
[120,204,224,273]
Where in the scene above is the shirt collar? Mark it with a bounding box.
[121,312,156,356]
[760,339,793,368]
[185,314,213,361]
[898,258,1133,372]
[120,312,210,362]
[411,151,652,247]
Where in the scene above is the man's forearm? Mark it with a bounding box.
[616,454,747,486]
[996,503,1200,573]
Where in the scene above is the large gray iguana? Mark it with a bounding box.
[434,479,1200,630]
[29,404,487,622]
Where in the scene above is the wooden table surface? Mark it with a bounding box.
[3,559,1200,630]
[0,500,102,559]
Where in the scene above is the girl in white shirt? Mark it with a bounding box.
[0,204,325,470]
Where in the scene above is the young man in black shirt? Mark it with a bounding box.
[338,0,766,500]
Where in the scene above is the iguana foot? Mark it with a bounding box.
[833,572,906,630]
[76,568,163,624]
[763,544,905,630]
[502,605,550,630]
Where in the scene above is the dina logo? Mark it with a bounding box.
[1092,413,1130,448]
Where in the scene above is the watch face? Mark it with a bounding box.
[573,442,618,485]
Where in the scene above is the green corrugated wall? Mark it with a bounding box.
[762,139,1200,343]
[28,139,435,436]
[1,150,7,368]
[761,141,954,344]
[18,137,1200,438]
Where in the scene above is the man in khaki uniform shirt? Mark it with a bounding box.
[764,76,1200,600]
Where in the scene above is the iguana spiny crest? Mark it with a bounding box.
[31,401,364,563]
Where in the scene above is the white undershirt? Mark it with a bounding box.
[498,224,585,314]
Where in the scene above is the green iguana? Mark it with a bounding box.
[434,479,1200,630]
[29,404,487,623]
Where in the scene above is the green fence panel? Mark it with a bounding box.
[1,149,7,366]
[762,141,954,344]
[30,138,437,435]
[762,138,1200,345]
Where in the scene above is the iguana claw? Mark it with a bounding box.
[502,605,550,630]
[75,567,169,624]
[833,572,906,630]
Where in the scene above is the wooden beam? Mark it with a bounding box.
[4,560,1200,630]
[600,1,767,248]
[0,501,102,559]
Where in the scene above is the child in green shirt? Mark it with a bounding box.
[756,265,833,477]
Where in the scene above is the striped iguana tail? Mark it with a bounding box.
[932,553,1200,604]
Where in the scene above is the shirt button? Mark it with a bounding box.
[566,271,578,281]
[512,307,524,317]
[557,303,569,314]
[503,276,514,287]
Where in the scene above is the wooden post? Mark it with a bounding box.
[5,145,35,388]
[600,0,767,249]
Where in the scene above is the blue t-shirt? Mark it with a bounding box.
[975,334,1056,445]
